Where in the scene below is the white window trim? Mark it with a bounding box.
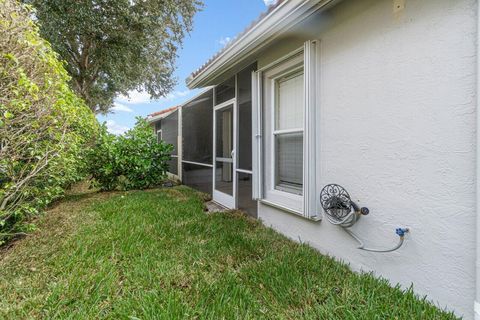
[252,40,321,220]
[271,67,304,196]
[262,52,304,212]
[156,129,163,142]
[303,40,321,220]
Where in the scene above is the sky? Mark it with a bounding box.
[98,0,274,135]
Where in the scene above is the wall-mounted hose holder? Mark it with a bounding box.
[320,184,409,253]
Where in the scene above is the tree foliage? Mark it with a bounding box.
[88,118,173,191]
[0,0,99,244]
[24,0,202,114]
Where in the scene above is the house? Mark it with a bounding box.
[148,0,480,318]
[147,106,179,143]
[147,106,180,176]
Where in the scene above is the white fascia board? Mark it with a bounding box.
[146,112,173,123]
[146,114,165,123]
[187,0,338,89]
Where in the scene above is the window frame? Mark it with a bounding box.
[253,40,320,220]
[263,52,305,212]
[272,68,304,195]
[156,129,163,143]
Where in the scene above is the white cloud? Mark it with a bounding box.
[117,91,152,104]
[218,36,232,47]
[117,90,191,105]
[263,0,277,5]
[105,120,130,135]
[111,102,133,113]
[174,90,191,98]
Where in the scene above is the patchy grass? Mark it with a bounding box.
[0,186,457,319]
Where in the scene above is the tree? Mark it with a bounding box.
[25,0,202,114]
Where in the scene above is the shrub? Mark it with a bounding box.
[88,118,173,191]
[0,0,98,244]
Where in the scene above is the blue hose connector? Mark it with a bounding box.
[395,228,409,237]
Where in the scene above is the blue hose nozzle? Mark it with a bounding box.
[395,228,409,237]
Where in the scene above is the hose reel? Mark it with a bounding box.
[320,184,409,253]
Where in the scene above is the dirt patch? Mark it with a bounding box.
[0,189,114,261]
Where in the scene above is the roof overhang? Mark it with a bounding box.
[146,86,214,123]
[186,0,339,89]
[146,108,178,123]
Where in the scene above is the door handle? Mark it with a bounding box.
[231,150,235,158]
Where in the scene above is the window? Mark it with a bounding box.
[253,41,319,219]
[156,130,162,143]
[274,70,304,194]
[155,120,162,133]
[259,53,304,212]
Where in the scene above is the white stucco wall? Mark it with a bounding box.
[257,0,478,318]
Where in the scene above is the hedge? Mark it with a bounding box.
[0,0,98,244]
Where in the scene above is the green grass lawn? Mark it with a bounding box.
[0,186,457,319]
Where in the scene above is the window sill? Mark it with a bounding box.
[275,184,302,196]
[265,188,302,211]
[259,199,321,222]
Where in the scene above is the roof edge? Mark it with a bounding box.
[146,86,214,123]
[186,0,338,89]
[146,106,179,123]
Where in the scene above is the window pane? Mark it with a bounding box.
[276,72,304,130]
[215,161,233,195]
[215,105,233,158]
[215,76,235,105]
[275,132,303,194]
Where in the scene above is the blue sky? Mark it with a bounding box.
[98,0,273,134]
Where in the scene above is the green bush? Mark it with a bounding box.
[0,0,98,244]
[88,118,173,191]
